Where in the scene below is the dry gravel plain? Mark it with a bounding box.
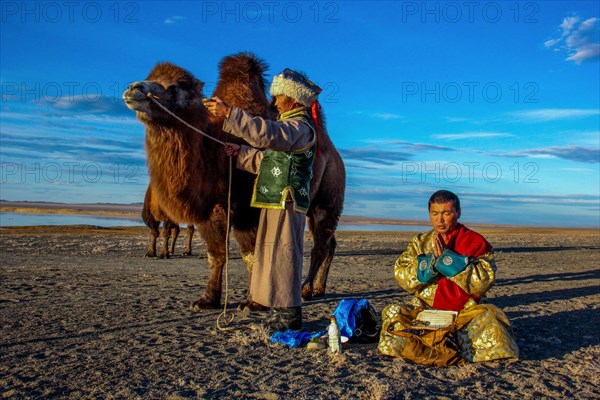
[0,225,599,399]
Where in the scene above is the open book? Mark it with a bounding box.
[414,309,458,329]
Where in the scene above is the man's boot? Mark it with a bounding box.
[264,307,302,331]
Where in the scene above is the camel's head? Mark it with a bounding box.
[123,62,205,123]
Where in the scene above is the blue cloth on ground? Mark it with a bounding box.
[332,298,371,339]
[270,298,377,347]
[270,330,326,348]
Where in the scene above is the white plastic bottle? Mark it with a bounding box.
[328,316,342,354]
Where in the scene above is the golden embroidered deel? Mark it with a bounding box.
[381,229,519,363]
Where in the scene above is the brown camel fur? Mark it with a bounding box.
[123,53,345,310]
[142,184,195,258]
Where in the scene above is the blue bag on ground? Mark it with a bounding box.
[332,298,381,344]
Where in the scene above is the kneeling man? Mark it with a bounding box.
[379,190,519,364]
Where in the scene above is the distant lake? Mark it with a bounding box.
[0,212,144,227]
[0,212,429,232]
[337,223,428,232]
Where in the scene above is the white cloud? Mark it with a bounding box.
[500,145,599,163]
[509,108,600,122]
[444,116,470,123]
[545,16,600,64]
[561,16,580,33]
[566,43,600,64]
[164,16,185,25]
[1,109,138,127]
[432,132,513,141]
[370,112,403,120]
[562,167,595,173]
[351,111,404,120]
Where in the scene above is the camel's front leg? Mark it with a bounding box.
[144,218,160,258]
[190,216,226,311]
[146,230,158,258]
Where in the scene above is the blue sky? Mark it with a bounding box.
[1,1,599,227]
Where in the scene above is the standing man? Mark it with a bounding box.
[378,190,519,363]
[204,68,321,331]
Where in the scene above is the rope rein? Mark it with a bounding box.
[146,92,235,331]
[146,93,226,145]
[216,156,235,331]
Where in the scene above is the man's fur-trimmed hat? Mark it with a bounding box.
[270,68,322,107]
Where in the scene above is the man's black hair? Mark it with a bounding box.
[428,190,461,212]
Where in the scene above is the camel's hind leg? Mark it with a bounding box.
[302,205,339,300]
[167,222,181,255]
[183,225,195,256]
[190,209,227,311]
[159,220,177,259]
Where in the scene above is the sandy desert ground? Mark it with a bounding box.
[0,225,599,399]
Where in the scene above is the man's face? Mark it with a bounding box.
[273,95,294,114]
[429,202,460,235]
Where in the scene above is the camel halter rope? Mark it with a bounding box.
[146,92,236,332]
